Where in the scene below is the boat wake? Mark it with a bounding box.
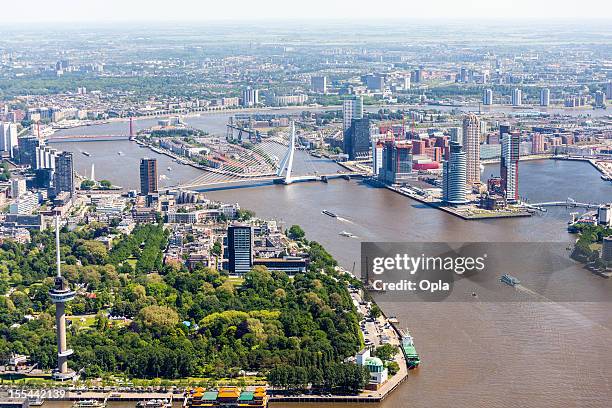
[339,231,359,239]
[336,216,355,224]
[514,284,554,302]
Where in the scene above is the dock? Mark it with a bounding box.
[368,179,532,220]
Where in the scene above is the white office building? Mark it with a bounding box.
[10,178,27,198]
[448,127,463,146]
[403,76,411,90]
[598,204,612,227]
[342,95,364,132]
[0,122,18,158]
[371,137,384,176]
[9,191,39,215]
[511,88,522,106]
[241,87,259,107]
[36,146,58,170]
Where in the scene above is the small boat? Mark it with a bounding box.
[82,151,91,157]
[339,231,356,238]
[72,400,106,408]
[117,151,124,156]
[500,274,521,286]
[322,210,337,218]
[167,167,172,171]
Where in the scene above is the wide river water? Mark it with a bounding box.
[51,112,612,408]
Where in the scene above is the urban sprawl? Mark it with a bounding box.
[0,22,611,407]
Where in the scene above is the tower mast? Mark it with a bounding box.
[49,215,76,380]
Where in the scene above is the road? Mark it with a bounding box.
[350,289,409,400]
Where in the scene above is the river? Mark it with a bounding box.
[51,115,612,408]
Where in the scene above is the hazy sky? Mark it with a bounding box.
[7,0,611,22]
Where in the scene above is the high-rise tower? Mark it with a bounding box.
[462,113,481,185]
[540,88,550,107]
[482,89,493,105]
[511,88,522,106]
[227,224,253,274]
[54,152,75,197]
[342,95,363,132]
[140,158,158,195]
[49,215,76,380]
[501,131,520,203]
[442,141,468,204]
[344,118,372,160]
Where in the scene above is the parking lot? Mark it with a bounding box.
[351,290,400,350]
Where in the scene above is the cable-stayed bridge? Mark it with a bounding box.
[173,123,364,191]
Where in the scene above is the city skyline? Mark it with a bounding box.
[0,12,610,407]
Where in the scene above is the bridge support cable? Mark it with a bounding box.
[275,122,296,184]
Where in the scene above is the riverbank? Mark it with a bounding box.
[481,154,553,165]
[133,138,281,181]
[46,134,612,408]
[360,178,532,220]
[551,155,612,181]
[388,184,532,220]
[0,229,409,404]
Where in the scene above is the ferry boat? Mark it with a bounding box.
[82,151,91,157]
[136,399,172,408]
[500,274,521,286]
[184,386,269,407]
[321,209,337,218]
[401,329,421,369]
[72,400,106,408]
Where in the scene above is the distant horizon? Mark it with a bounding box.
[1,17,611,28]
[1,0,611,24]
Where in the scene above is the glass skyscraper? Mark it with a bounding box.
[443,141,468,204]
[228,224,253,275]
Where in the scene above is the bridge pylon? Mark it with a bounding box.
[276,122,296,184]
